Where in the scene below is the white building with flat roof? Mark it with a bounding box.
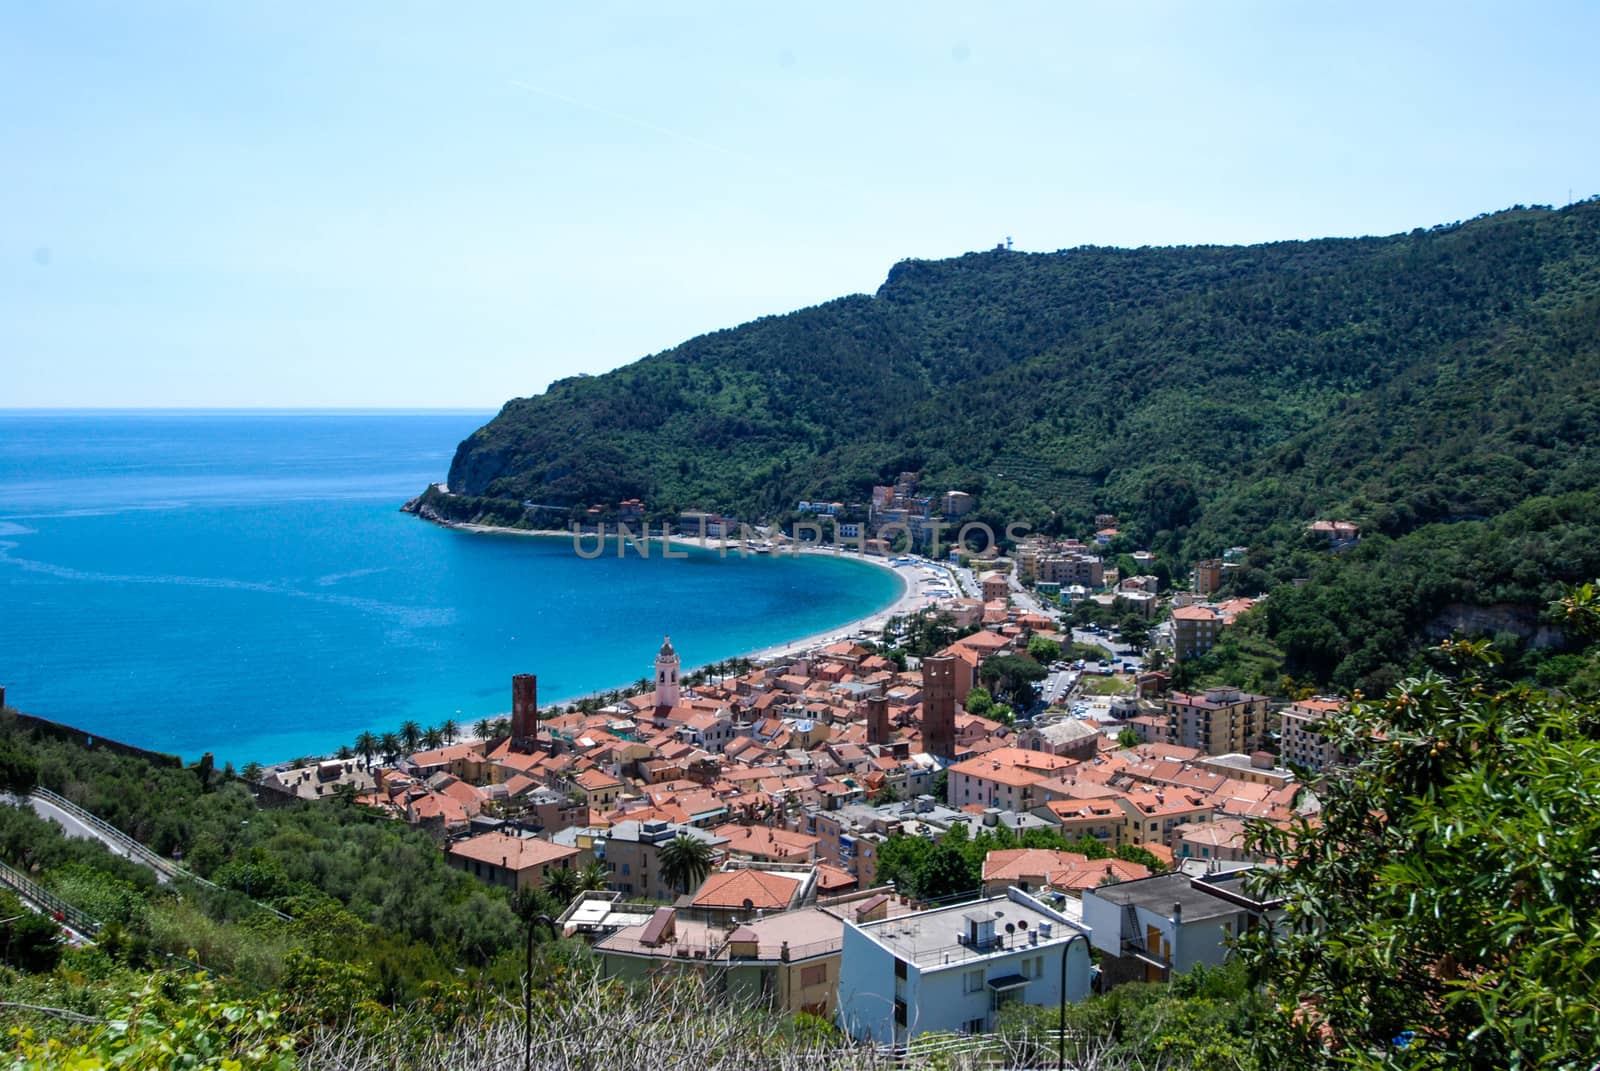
[836,887,1092,1044]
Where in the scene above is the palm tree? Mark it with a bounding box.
[473,718,494,741]
[576,860,610,893]
[543,866,580,907]
[423,726,445,750]
[239,761,264,783]
[399,720,422,753]
[378,731,401,765]
[440,718,459,745]
[658,833,715,897]
[355,731,379,770]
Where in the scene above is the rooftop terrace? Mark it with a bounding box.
[858,889,1084,971]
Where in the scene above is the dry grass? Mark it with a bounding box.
[297,967,1166,1071]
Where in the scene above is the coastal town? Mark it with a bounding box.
[6,8,1595,1061]
[255,485,1351,1045]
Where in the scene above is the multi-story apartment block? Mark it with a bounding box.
[1193,559,1224,596]
[1037,553,1104,588]
[1279,697,1347,773]
[947,747,1078,812]
[1164,688,1273,755]
[1170,605,1224,660]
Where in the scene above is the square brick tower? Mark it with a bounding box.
[865,695,891,746]
[511,673,539,750]
[921,655,957,761]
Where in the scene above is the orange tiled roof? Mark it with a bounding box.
[948,746,1077,787]
[712,823,818,859]
[691,868,801,911]
[448,831,578,870]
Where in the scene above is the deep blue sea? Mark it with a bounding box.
[0,412,901,765]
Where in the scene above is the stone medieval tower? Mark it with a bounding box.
[921,655,957,761]
[511,673,539,750]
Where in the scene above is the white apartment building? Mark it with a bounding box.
[836,887,1092,1044]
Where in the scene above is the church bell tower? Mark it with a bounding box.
[654,636,681,710]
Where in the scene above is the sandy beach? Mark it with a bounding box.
[412,512,965,699]
[732,547,955,664]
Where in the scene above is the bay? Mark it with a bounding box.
[0,411,902,764]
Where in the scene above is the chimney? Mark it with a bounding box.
[512,674,539,749]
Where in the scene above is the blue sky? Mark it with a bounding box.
[6,2,1598,407]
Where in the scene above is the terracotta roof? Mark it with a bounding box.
[981,849,1151,891]
[411,742,485,767]
[407,792,470,825]
[1045,798,1122,822]
[982,848,1086,883]
[1048,857,1150,891]
[575,768,622,790]
[950,631,1010,653]
[447,831,578,870]
[815,863,856,892]
[1175,816,1250,848]
[712,823,818,859]
[948,746,1077,786]
[691,869,801,911]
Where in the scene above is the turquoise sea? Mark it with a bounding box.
[0,412,902,765]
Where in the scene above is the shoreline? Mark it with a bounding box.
[253,517,950,771]
[247,513,966,770]
[410,511,960,705]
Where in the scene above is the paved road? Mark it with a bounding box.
[1006,574,1055,617]
[1070,627,1141,657]
[2,792,169,883]
[1041,667,1083,705]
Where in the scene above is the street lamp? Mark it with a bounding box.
[1057,931,1089,1071]
[523,912,558,1071]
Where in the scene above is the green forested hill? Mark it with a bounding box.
[418,200,1600,694]
[431,200,1600,563]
